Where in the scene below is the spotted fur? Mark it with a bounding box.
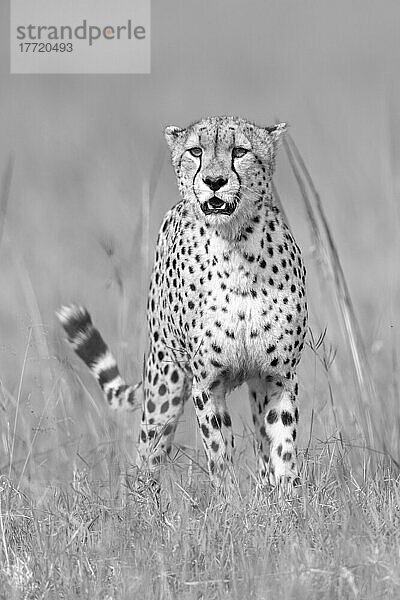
[58,116,308,492]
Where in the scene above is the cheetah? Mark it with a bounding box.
[58,116,307,492]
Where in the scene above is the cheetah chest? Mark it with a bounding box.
[187,248,306,380]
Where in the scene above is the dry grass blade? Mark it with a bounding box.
[283,134,379,456]
[149,140,166,203]
[12,253,53,399]
[0,156,14,250]
[140,180,150,355]
[0,497,10,575]
[9,328,32,479]
[17,378,58,489]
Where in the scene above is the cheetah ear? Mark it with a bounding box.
[164,126,186,151]
[254,122,287,163]
[262,122,287,144]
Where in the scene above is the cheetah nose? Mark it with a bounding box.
[203,176,228,192]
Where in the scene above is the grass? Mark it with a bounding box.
[0,449,399,599]
[0,140,400,599]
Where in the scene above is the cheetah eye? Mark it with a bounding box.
[232,147,248,159]
[188,147,202,157]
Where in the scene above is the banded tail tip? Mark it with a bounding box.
[56,304,93,343]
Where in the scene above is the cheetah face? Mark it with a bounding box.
[165,116,286,228]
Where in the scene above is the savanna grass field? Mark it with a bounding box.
[1,1,400,598]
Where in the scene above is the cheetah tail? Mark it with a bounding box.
[56,304,141,411]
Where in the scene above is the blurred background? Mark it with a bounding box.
[1,0,400,482]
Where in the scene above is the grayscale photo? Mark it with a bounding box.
[1,1,399,598]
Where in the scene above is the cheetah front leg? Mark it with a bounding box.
[192,379,234,487]
[263,376,300,493]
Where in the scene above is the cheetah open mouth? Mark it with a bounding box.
[201,197,236,215]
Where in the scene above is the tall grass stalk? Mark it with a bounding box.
[8,327,32,479]
[283,135,381,460]
[0,156,13,250]
[141,179,150,356]
[17,377,58,489]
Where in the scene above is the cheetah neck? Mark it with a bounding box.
[205,191,287,293]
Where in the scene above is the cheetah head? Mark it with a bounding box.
[165,116,286,233]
